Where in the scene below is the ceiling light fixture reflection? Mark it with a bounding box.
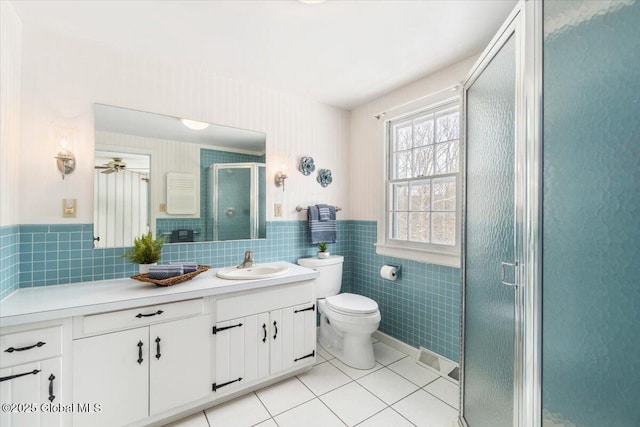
[180,118,210,131]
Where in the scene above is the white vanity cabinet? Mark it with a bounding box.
[213,282,316,395]
[0,262,319,426]
[72,299,210,427]
[0,320,71,427]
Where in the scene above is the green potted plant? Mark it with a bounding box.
[317,241,330,259]
[122,231,165,274]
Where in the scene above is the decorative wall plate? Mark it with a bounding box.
[299,156,315,176]
[317,169,332,187]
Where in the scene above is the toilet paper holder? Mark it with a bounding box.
[380,264,402,280]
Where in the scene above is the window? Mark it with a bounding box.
[377,100,461,267]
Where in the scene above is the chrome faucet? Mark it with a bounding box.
[237,250,254,269]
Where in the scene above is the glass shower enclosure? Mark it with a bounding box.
[207,163,266,241]
[542,1,640,425]
[461,1,639,426]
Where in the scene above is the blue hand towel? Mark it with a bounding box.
[147,264,184,280]
[170,262,198,273]
[308,204,336,244]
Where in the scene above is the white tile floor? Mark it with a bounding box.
[163,340,459,427]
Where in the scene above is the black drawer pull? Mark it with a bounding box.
[137,341,143,364]
[48,374,56,402]
[136,310,163,318]
[262,323,267,343]
[294,304,315,314]
[212,377,242,392]
[294,350,315,363]
[273,321,278,340]
[5,341,46,353]
[212,323,243,335]
[0,369,41,383]
[155,337,161,360]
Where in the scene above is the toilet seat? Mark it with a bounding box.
[326,293,378,315]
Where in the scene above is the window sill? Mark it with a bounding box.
[375,243,461,268]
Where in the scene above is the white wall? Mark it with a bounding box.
[18,26,351,225]
[349,55,478,221]
[0,1,22,227]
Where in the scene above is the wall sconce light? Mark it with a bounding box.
[275,165,288,191]
[54,130,76,180]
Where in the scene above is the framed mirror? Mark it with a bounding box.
[93,104,266,248]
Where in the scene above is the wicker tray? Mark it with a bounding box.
[131,265,211,287]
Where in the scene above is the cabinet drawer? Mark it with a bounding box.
[1,326,62,368]
[75,298,206,337]
[217,281,314,321]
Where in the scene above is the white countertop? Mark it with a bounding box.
[0,262,318,328]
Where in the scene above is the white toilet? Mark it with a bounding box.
[298,255,381,369]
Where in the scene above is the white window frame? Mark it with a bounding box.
[376,97,462,268]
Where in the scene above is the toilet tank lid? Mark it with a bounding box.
[297,255,344,267]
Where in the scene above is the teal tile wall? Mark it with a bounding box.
[17,222,348,287]
[344,221,461,362]
[18,224,134,286]
[0,225,20,300]
[156,218,205,242]
[11,220,460,362]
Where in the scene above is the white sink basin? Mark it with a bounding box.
[216,263,290,280]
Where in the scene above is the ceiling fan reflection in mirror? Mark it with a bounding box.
[94,157,148,176]
[95,157,126,174]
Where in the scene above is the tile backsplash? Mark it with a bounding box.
[10,220,460,362]
[0,225,20,300]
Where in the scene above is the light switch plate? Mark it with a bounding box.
[62,198,76,218]
[274,203,282,217]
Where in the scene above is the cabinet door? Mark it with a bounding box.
[149,315,210,416]
[270,303,316,374]
[213,317,247,394]
[73,327,148,427]
[269,307,294,374]
[213,312,271,394]
[0,357,61,427]
[292,303,317,366]
[242,312,270,384]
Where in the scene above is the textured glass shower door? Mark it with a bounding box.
[542,1,640,426]
[462,17,519,427]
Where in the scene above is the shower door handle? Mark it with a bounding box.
[500,261,518,287]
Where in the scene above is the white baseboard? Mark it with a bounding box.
[371,330,419,358]
[372,330,460,385]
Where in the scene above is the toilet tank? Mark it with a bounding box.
[297,255,344,298]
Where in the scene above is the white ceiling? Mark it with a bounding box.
[11,0,517,110]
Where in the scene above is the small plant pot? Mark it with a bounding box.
[139,263,157,274]
[317,251,330,259]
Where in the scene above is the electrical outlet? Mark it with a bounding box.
[159,203,166,212]
[274,203,282,217]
